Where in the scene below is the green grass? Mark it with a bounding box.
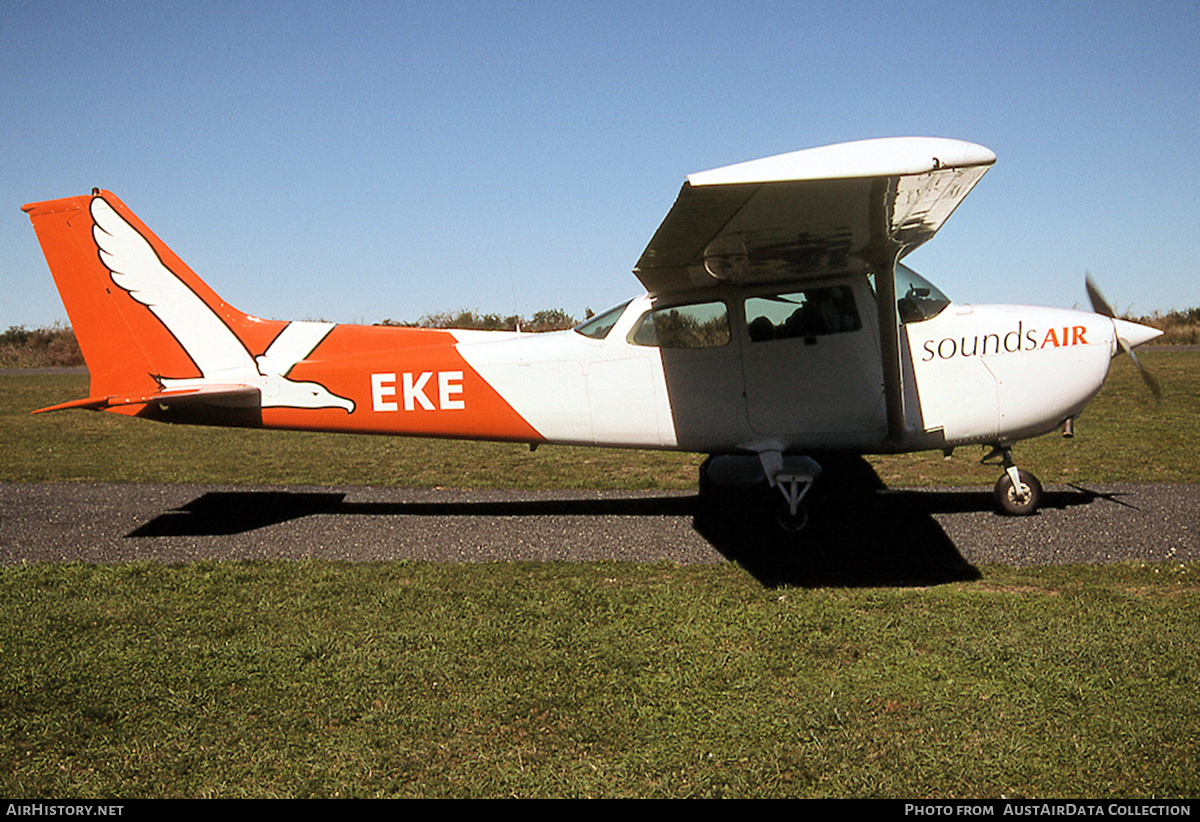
[2,560,1196,798]
[1,349,1197,488]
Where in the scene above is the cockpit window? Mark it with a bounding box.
[574,301,630,340]
[745,285,861,342]
[895,264,951,323]
[629,300,730,349]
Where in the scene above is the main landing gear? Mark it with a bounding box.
[983,446,1042,516]
[768,460,822,532]
[700,452,823,533]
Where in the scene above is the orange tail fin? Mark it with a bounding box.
[23,191,287,410]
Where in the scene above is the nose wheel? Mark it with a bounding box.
[994,468,1042,515]
[984,447,1042,516]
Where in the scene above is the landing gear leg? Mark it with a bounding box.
[755,450,822,532]
[700,451,823,534]
[772,472,815,532]
[984,446,1042,516]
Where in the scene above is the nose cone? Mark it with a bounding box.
[1111,318,1164,350]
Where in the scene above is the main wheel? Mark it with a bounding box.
[774,499,809,533]
[993,469,1042,516]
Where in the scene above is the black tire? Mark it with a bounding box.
[774,500,809,533]
[993,470,1042,516]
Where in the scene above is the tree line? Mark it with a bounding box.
[377,307,586,333]
[0,308,590,368]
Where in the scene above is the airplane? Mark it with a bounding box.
[23,136,1163,531]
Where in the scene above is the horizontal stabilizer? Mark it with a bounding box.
[33,384,261,415]
[32,396,112,414]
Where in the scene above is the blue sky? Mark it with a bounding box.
[2,1,1196,329]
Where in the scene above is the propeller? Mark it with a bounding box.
[1085,274,1163,398]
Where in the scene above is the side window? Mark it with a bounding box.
[745,286,861,342]
[629,300,730,349]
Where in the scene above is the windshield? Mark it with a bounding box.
[895,264,951,323]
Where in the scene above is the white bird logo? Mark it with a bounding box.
[90,196,355,412]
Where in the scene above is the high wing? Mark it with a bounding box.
[634,137,996,294]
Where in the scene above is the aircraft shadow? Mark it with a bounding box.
[126,492,698,537]
[694,457,978,588]
[695,469,1106,588]
[128,491,349,537]
[875,484,1122,516]
[124,466,1108,588]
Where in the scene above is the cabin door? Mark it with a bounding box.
[740,281,886,439]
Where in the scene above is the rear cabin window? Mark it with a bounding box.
[629,301,730,349]
[744,286,861,342]
[573,301,630,340]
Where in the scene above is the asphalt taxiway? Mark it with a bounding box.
[2,481,1196,586]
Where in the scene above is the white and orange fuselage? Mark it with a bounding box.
[27,190,1152,459]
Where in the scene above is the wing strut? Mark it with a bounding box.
[875,255,905,442]
[863,174,906,444]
